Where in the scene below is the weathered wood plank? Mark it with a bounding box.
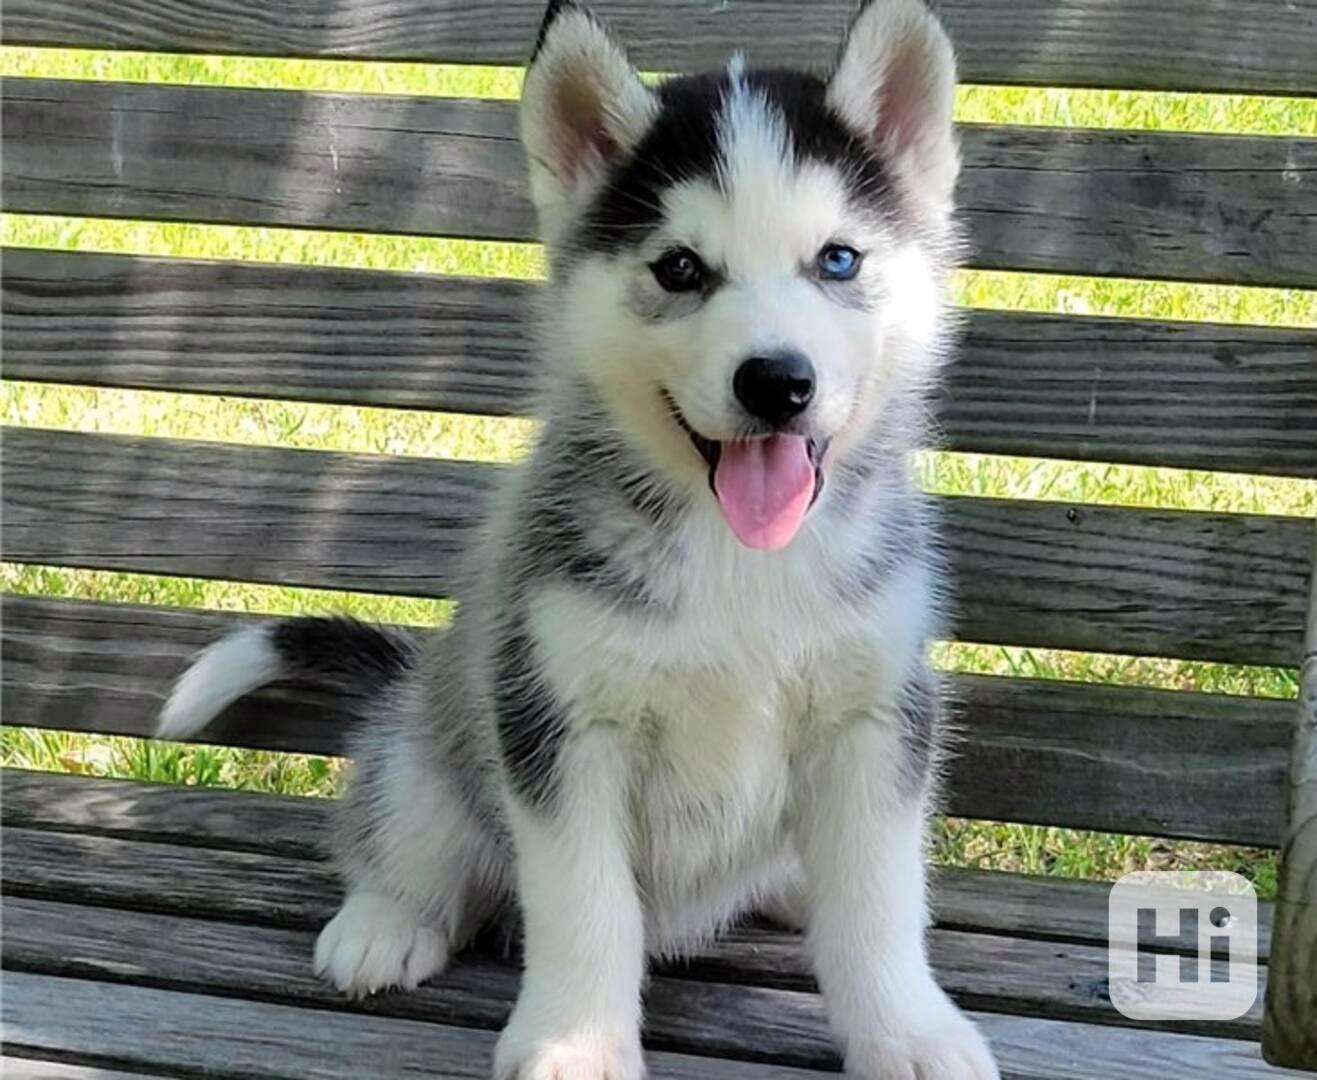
[0,971,829,1080]
[0,591,1296,844]
[1,249,543,419]
[6,249,1315,478]
[0,795,1278,958]
[0,897,844,1072]
[0,426,489,596]
[0,826,341,926]
[5,80,1314,286]
[2,0,1314,96]
[1,970,1299,1080]
[946,310,1317,480]
[0,1060,157,1080]
[3,429,1308,665]
[1263,520,1317,1068]
[946,673,1291,846]
[944,497,1307,667]
[0,597,370,756]
[0,895,1264,1050]
[0,766,329,858]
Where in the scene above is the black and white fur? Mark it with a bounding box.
[159,2,997,1076]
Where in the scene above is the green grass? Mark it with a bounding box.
[2,47,1314,896]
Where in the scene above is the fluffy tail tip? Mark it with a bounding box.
[157,626,282,740]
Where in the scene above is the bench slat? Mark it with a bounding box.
[2,0,1314,97]
[0,898,845,1073]
[0,893,1264,1050]
[0,771,1276,956]
[1,1060,158,1080]
[2,964,1296,1078]
[7,249,1315,478]
[0,598,1294,845]
[5,80,1315,287]
[0,970,829,1080]
[2,429,1309,665]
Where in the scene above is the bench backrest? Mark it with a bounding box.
[2,0,1315,1061]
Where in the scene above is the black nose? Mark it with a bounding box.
[732,352,816,428]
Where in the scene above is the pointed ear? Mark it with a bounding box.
[520,3,657,238]
[826,0,960,215]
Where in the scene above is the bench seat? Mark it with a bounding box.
[3,0,1316,1072]
[1,766,1303,1079]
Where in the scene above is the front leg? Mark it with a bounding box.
[796,709,998,1079]
[495,726,645,1080]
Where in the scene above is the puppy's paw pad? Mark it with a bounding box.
[495,1027,644,1080]
[313,891,448,998]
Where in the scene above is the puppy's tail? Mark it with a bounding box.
[156,617,417,740]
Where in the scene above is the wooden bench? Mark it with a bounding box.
[3,1,1316,1076]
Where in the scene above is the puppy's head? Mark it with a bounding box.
[521,0,961,551]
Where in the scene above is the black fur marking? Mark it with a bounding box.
[897,666,941,797]
[493,625,568,808]
[580,73,725,254]
[752,69,894,210]
[578,68,896,257]
[271,617,416,689]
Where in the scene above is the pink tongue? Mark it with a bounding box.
[713,436,815,551]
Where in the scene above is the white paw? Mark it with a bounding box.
[313,891,448,998]
[847,999,998,1080]
[494,1023,644,1080]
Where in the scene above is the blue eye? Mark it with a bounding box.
[817,244,862,281]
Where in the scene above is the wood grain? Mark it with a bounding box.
[1,765,330,858]
[3,428,1308,665]
[0,971,829,1080]
[0,1060,157,1080]
[0,895,1265,1051]
[6,249,1315,478]
[5,80,1314,286]
[946,673,1291,847]
[2,0,1314,96]
[0,773,1276,956]
[0,593,1296,844]
[1,826,342,927]
[1,897,845,1072]
[2,967,1300,1080]
[1263,520,1317,1069]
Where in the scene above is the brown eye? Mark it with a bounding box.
[651,248,706,292]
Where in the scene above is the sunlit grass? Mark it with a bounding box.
[2,727,346,800]
[0,563,453,627]
[4,47,1313,138]
[0,214,543,279]
[1,381,533,462]
[0,47,524,100]
[931,818,1279,899]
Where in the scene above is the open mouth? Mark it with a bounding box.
[665,393,828,551]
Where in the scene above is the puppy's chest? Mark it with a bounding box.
[627,670,799,889]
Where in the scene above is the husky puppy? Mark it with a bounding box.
[159,1,997,1076]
